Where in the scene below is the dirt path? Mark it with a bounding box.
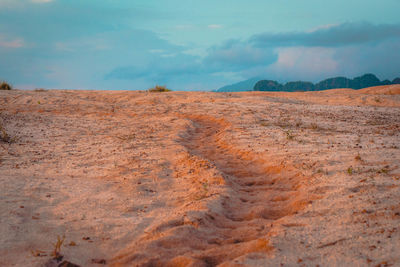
[113,115,311,266]
[180,116,310,264]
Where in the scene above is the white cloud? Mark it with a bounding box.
[175,25,193,30]
[148,49,165,54]
[0,35,24,48]
[208,24,222,29]
[307,23,339,33]
[0,0,53,7]
[266,47,338,81]
[31,0,54,3]
[54,37,110,52]
[160,53,177,58]
[0,0,18,7]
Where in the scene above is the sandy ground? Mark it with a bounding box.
[0,85,399,266]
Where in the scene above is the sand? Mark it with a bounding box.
[0,85,399,266]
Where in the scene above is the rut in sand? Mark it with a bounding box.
[112,115,311,266]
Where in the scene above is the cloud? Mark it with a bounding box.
[0,0,53,7]
[204,39,277,71]
[1,11,400,91]
[250,22,400,47]
[0,35,24,48]
[106,52,204,81]
[31,0,54,3]
[105,22,400,88]
[175,25,193,30]
[265,47,338,81]
[208,24,222,29]
[199,22,400,82]
[332,39,400,80]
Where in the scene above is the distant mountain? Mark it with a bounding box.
[254,73,398,92]
[314,76,351,91]
[393,77,400,84]
[253,80,282,91]
[381,80,392,85]
[216,77,262,92]
[349,73,381,89]
[285,81,315,91]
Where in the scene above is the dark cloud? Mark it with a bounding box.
[204,39,277,71]
[250,22,400,47]
[333,39,400,80]
[105,22,400,89]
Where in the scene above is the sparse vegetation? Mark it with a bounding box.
[310,123,319,130]
[285,130,294,140]
[195,182,209,200]
[0,122,12,143]
[148,85,171,92]
[202,182,209,192]
[117,133,136,141]
[0,81,12,90]
[377,167,389,174]
[347,167,354,175]
[295,120,302,127]
[51,235,65,260]
[68,241,77,246]
[31,249,47,257]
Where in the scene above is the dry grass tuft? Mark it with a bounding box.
[0,123,12,143]
[347,167,354,175]
[148,85,171,92]
[51,235,65,260]
[285,130,295,140]
[0,81,12,90]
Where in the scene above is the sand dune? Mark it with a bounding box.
[0,85,399,266]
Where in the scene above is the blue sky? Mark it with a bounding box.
[1,0,400,90]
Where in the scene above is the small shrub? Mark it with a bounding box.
[0,81,12,90]
[347,167,353,175]
[148,85,171,92]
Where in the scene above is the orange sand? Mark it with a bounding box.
[0,85,399,266]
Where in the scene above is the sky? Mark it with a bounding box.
[1,0,400,91]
